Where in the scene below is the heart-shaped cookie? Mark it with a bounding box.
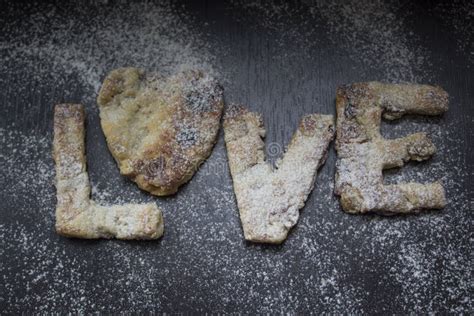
[97,67,224,196]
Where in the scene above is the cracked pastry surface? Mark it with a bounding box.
[224,106,334,244]
[335,82,449,214]
[97,67,224,196]
[53,104,164,239]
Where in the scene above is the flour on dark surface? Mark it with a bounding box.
[434,0,474,66]
[230,0,433,82]
[0,0,472,313]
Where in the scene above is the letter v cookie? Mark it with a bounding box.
[224,105,334,244]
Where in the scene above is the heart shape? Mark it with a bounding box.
[97,67,224,196]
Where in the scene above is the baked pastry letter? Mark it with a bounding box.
[53,104,164,239]
[224,106,334,244]
[335,82,448,214]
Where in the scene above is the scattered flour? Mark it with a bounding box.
[434,0,474,65]
[230,0,432,82]
[0,0,471,314]
[0,2,217,96]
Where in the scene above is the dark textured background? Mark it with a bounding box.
[0,0,472,314]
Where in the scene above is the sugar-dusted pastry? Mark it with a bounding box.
[224,106,334,244]
[335,82,449,214]
[97,68,224,196]
[53,104,164,239]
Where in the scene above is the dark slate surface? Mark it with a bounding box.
[0,0,472,314]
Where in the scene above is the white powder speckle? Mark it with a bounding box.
[230,0,432,82]
[434,0,474,65]
[0,1,471,314]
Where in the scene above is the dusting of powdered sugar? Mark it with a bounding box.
[182,73,223,113]
[0,2,218,98]
[175,124,199,149]
[0,1,471,314]
[0,128,55,223]
[230,0,431,82]
[434,0,474,65]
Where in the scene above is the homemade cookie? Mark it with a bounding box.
[53,104,164,239]
[224,106,334,244]
[335,82,448,214]
[97,68,224,196]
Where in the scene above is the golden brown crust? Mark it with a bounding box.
[224,105,334,244]
[335,82,448,214]
[53,104,164,239]
[97,68,224,196]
